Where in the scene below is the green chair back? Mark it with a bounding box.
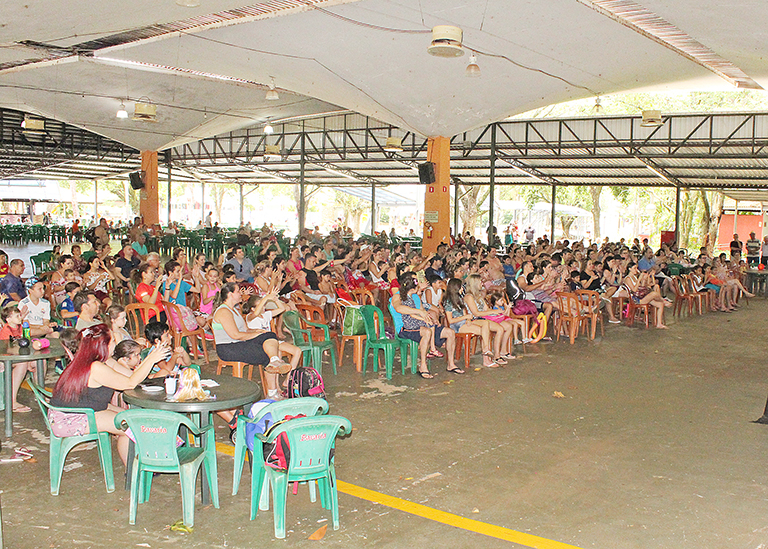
[114,409,219,527]
[232,397,330,511]
[359,305,401,379]
[262,415,352,538]
[28,377,115,496]
[388,299,418,375]
[283,311,338,375]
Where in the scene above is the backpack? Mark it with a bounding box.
[506,277,526,303]
[262,414,306,471]
[512,299,538,317]
[83,227,97,246]
[287,366,325,399]
[288,366,325,398]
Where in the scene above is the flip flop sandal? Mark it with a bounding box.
[494,357,508,366]
[430,349,444,358]
[426,351,441,359]
[446,367,465,374]
[417,370,435,379]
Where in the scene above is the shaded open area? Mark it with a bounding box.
[3,297,768,549]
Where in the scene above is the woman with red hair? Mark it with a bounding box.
[51,323,170,465]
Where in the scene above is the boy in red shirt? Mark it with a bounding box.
[0,306,35,412]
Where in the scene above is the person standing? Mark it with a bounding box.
[524,226,535,244]
[761,236,768,267]
[746,231,761,266]
[730,233,743,260]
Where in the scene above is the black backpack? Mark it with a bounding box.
[287,366,325,399]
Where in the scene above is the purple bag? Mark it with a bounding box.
[512,299,538,317]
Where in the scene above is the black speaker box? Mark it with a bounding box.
[129,171,145,190]
[418,162,436,185]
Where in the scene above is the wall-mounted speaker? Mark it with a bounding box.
[418,162,435,185]
[129,171,145,190]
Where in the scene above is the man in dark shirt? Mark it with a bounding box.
[424,257,445,279]
[0,259,26,305]
[114,244,140,289]
[730,233,743,258]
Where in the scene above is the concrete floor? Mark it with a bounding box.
[2,242,768,548]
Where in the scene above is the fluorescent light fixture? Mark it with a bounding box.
[21,115,45,134]
[640,109,663,127]
[176,0,200,6]
[383,136,403,152]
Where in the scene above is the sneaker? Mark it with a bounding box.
[267,389,284,401]
[204,332,214,341]
[229,428,237,445]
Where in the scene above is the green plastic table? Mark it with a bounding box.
[122,374,261,504]
[0,339,66,438]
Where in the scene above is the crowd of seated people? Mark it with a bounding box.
[2,217,763,453]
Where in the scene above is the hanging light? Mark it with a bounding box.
[592,96,604,114]
[116,101,128,119]
[465,54,480,77]
[263,122,274,135]
[265,77,279,101]
[175,0,200,6]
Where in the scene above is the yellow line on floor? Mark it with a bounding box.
[216,442,583,549]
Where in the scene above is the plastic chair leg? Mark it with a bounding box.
[329,467,340,530]
[361,342,371,373]
[311,348,323,375]
[97,433,115,493]
[128,462,140,525]
[49,437,64,495]
[271,472,290,539]
[203,454,219,509]
[178,463,199,528]
[384,347,394,379]
[327,345,338,375]
[232,425,247,496]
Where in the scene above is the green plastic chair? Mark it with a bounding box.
[114,409,219,527]
[283,311,338,375]
[28,378,115,496]
[388,299,418,374]
[258,415,352,538]
[359,305,405,379]
[231,398,329,512]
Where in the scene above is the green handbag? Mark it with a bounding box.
[342,305,366,335]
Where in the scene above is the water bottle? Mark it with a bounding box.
[22,321,30,341]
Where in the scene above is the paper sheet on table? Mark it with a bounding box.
[200,379,220,387]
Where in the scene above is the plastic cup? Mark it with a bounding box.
[165,376,177,395]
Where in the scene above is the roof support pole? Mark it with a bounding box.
[550,185,557,241]
[139,151,159,226]
[423,136,451,255]
[674,186,681,246]
[371,183,376,234]
[239,182,244,227]
[299,130,306,235]
[93,180,98,219]
[488,123,496,246]
[166,152,172,225]
[734,200,739,235]
[454,178,460,238]
[201,181,205,225]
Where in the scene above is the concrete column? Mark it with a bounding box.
[239,183,244,226]
[423,136,451,255]
[454,179,460,238]
[734,200,739,235]
[139,150,159,225]
[93,180,98,218]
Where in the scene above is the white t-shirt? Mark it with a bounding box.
[19,296,51,326]
[246,310,273,331]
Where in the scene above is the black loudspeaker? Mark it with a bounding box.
[129,171,145,190]
[418,162,436,185]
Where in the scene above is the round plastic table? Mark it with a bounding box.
[123,374,261,504]
[0,339,66,438]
